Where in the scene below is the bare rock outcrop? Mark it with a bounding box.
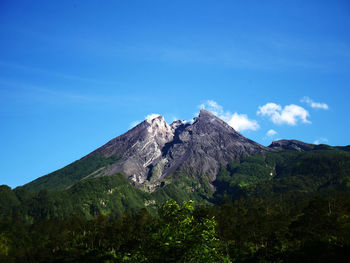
[88,110,269,191]
[268,139,315,152]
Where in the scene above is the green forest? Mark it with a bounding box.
[1,147,350,262]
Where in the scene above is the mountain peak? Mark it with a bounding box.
[146,114,164,123]
[86,109,269,191]
[196,109,219,123]
[145,115,174,144]
[194,109,237,134]
[33,109,268,192]
[199,108,213,115]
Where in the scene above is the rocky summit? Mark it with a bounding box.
[88,109,268,191]
[268,139,316,152]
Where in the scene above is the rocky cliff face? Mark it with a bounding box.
[268,139,315,152]
[88,110,268,191]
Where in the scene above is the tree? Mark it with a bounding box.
[125,200,226,262]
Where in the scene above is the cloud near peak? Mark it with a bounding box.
[313,137,328,145]
[301,96,329,110]
[130,113,161,128]
[257,102,310,125]
[200,100,259,132]
[145,113,161,121]
[266,129,277,137]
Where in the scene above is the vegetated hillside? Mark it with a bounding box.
[23,154,121,192]
[1,146,350,221]
[2,146,350,262]
[1,190,350,262]
[214,147,350,210]
[1,171,214,221]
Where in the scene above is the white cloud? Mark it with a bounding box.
[257,103,311,125]
[200,100,259,132]
[145,113,161,121]
[301,96,329,110]
[130,113,161,128]
[313,138,328,145]
[199,100,223,116]
[257,103,282,116]
[226,113,259,132]
[266,129,277,137]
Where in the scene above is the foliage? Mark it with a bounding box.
[151,174,213,205]
[2,147,350,261]
[23,153,120,191]
[1,195,350,262]
[0,185,20,220]
[214,148,350,212]
[0,201,227,262]
[139,200,225,262]
[1,174,150,221]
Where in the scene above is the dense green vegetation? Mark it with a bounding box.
[1,146,350,261]
[0,173,214,221]
[214,148,350,210]
[1,195,350,262]
[1,174,146,221]
[23,153,120,191]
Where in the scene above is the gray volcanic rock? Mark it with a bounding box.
[157,110,268,182]
[88,110,269,191]
[268,139,315,152]
[91,115,176,185]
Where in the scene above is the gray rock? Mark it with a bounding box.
[268,139,315,152]
[88,110,269,191]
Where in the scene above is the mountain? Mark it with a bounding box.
[1,109,350,222]
[23,109,268,192]
[268,139,336,152]
[2,112,350,262]
[214,147,350,207]
[268,139,316,152]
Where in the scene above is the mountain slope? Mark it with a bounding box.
[156,109,268,183]
[268,139,316,151]
[214,147,350,210]
[4,144,350,221]
[23,110,268,192]
[23,153,120,192]
[17,109,350,221]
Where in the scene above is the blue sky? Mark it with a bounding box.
[1,0,350,188]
